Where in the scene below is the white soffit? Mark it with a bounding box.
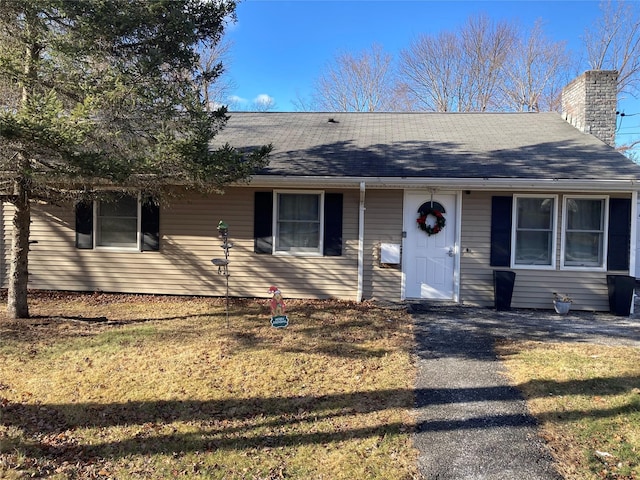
[245,175,639,192]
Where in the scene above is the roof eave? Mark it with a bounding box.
[244,175,640,192]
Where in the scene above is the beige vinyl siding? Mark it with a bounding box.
[459,191,631,311]
[8,187,359,300]
[0,203,5,284]
[3,187,632,312]
[362,190,403,301]
[459,191,493,307]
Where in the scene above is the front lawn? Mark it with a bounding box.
[4,293,639,479]
[0,293,418,479]
[498,340,640,480]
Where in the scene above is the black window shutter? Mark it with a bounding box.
[141,199,160,251]
[607,198,631,270]
[75,201,93,249]
[323,193,343,256]
[254,192,273,254]
[490,196,513,267]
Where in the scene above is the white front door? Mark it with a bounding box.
[403,191,457,300]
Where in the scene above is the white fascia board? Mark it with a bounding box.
[245,175,640,192]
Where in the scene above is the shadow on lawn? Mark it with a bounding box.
[3,389,411,460]
[26,310,231,325]
[2,376,639,460]
[1,308,404,359]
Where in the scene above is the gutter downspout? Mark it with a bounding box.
[357,181,366,302]
[631,190,638,279]
[630,190,638,314]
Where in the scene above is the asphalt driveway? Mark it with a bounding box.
[410,304,640,480]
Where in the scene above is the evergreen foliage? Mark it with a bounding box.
[0,0,272,318]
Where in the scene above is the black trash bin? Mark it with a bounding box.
[494,270,516,311]
[606,275,636,316]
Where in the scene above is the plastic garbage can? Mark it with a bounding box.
[606,275,636,316]
[494,270,516,311]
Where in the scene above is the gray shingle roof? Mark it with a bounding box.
[214,112,640,180]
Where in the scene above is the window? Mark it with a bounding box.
[512,195,557,268]
[254,191,342,256]
[275,191,324,254]
[562,196,607,268]
[75,194,160,251]
[491,195,625,272]
[96,195,139,248]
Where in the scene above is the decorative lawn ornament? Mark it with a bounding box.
[269,286,288,328]
[211,220,232,327]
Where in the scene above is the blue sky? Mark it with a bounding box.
[223,1,639,147]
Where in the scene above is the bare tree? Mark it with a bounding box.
[617,139,640,158]
[196,39,237,111]
[399,31,462,111]
[400,14,516,112]
[584,1,640,156]
[225,94,277,112]
[390,82,419,112]
[251,94,277,111]
[459,14,517,111]
[584,0,640,99]
[501,20,572,112]
[308,44,400,112]
[292,90,314,112]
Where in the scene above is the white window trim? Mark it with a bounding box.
[560,195,609,272]
[93,193,142,252]
[510,194,558,270]
[273,189,325,256]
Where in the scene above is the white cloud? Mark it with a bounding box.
[228,95,248,105]
[254,94,274,105]
[226,94,276,111]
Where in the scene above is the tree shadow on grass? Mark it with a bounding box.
[283,344,393,358]
[2,376,639,461]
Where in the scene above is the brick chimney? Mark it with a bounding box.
[561,70,618,146]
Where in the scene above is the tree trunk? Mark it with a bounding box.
[7,174,30,319]
[7,10,38,320]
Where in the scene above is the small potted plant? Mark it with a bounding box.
[553,292,572,315]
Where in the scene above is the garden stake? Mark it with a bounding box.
[211,220,231,327]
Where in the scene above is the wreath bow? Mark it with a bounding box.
[417,208,446,236]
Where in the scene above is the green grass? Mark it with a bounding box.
[498,341,640,480]
[0,293,418,479]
